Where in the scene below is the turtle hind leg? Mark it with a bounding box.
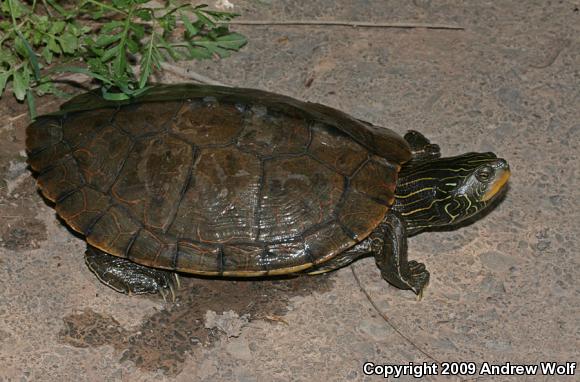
[85,246,178,301]
[404,130,441,162]
[372,213,430,296]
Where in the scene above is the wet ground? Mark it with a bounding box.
[1,1,579,381]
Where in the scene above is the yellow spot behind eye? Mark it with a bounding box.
[482,169,511,201]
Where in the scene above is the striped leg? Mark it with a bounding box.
[372,213,430,295]
[85,246,179,300]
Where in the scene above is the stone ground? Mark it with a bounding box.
[1,1,579,381]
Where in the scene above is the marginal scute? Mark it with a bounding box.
[338,191,389,240]
[259,156,344,242]
[37,155,84,202]
[27,141,71,173]
[263,242,310,272]
[73,126,133,192]
[127,229,176,269]
[25,116,62,156]
[170,100,244,145]
[111,135,192,231]
[87,206,141,258]
[168,147,261,243]
[350,158,398,204]
[309,122,368,175]
[222,244,264,273]
[56,186,111,234]
[115,101,181,136]
[237,106,310,156]
[303,222,356,264]
[175,241,220,273]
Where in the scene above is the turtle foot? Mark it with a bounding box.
[85,246,179,301]
[406,260,430,296]
[404,130,441,162]
[379,260,430,296]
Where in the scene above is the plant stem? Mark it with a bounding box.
[224,19,464,30]
[8,0,19,27]
[41,0,53,17]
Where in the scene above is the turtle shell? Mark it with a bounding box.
[26,85,411,276]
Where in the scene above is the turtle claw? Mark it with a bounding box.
[159,287,168,302]
[407,260,430,296]
[404,130,441,162]
[157,278,179,303]
[167,278,177,302]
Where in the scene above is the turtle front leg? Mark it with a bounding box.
[404,130,441,162]
[85,246,179,300]
[371,213,430,295]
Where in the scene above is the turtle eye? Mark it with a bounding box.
[476,166,494,183]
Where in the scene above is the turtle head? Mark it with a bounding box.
[393,152,510,233]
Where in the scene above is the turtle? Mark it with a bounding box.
[26,84,510,299]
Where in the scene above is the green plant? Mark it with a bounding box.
[0,0,246,117]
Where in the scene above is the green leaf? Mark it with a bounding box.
[180,13,199,37]
[0,72,10,97]
[205,9,240,21]
[131,86,151,97]
[186,46,212,60]
[80,25,93,34]
[101,21,125,34]
[214,33,247,50]
[192,33,247,56]
[16,30,40,81]
[6,0,29,19]
[26,89,37,119]
[159,14,177,32]
[45,0,74,18]
[94,34,121,48]
[57,33,78,54]
[48,37,61,53]
[157,35,180,60]
[100,45,120,62]
[112,47,127,75]
[194,10,216,28]
[0,20,11,31]
[139,33,157,88]
[86,57,108,76]
[12,70,28,101]
[102,88,130,101]
[14,37,28,58]
[111,0,130,9]
[126,38,140,54]
[34,80,55,96]
[129,23,145,39]
[135,9,152,21]
[41,47,53,64]
[0,48,16,65]
[49,21,67,34]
